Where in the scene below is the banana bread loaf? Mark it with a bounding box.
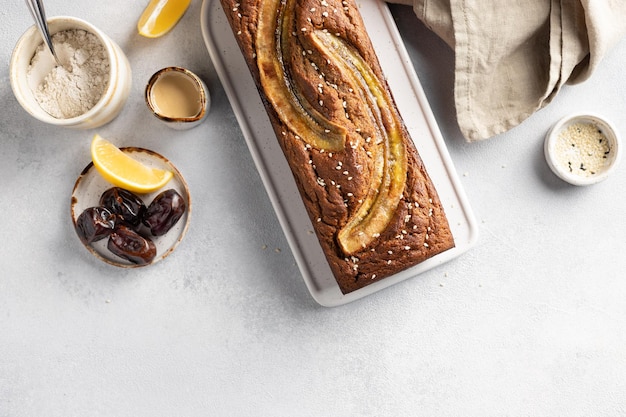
[221,0,455,294]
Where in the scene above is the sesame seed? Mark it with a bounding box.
[555,121,611,177]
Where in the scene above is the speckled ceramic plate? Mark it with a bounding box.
[70,147,191,267]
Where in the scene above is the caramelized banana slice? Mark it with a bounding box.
[256,1,346,151]
[256,0,408,255]
[312,31,407,254]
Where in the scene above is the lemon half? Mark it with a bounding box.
[137,0,191,38]
[91,134,173,193]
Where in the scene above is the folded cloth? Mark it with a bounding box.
[388,0,626,141]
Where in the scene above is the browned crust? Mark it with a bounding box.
[220,0,454,294]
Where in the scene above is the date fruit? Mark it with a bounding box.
[75,207,116,244]
[143,189,186,236]
[107,225,156,265]
[100,187,146,229]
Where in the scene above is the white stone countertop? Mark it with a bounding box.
[2,1,626,416]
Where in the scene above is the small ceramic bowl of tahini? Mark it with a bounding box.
[145,66,210,130]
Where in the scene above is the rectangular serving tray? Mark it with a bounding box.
[201,0,478,306]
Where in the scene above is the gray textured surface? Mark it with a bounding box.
[1,1,626,416]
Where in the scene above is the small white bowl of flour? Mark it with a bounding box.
[10,16,132,129]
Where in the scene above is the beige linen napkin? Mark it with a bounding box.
[389,0,626,141]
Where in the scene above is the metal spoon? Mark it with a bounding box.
[24,0,63,67]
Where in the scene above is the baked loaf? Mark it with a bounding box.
[221,0,455,293]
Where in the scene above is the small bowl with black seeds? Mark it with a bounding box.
[544,114,621,186]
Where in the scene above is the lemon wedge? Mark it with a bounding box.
[137,0,191,38]
[91,134,173,193]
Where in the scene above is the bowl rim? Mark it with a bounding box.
[544,113,622,186]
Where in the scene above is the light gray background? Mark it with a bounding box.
[2,1,625,416]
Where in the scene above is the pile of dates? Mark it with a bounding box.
[75,187,186,265]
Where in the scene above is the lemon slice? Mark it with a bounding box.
[91,134,173,193]
[137,0,191,38]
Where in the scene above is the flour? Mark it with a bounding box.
[28,29,110,119]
